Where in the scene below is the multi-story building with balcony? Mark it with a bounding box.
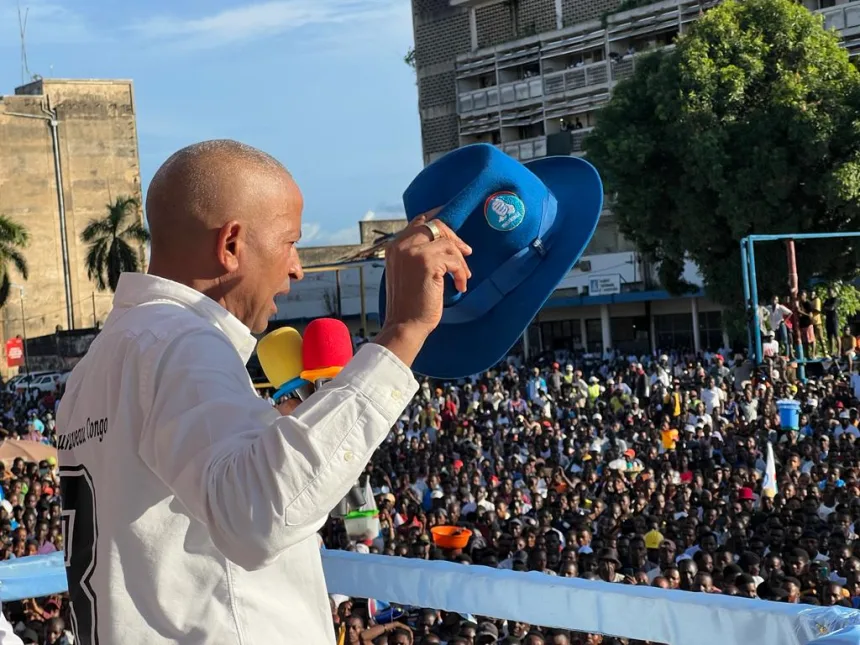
[406,0,860,357]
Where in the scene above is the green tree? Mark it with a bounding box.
[585,0,860,307]
[0,216,29,308]
[404,47,416,70]
[81,196,150,293]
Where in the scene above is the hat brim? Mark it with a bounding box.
[380,155,602,379]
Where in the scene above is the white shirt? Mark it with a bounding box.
[700,387,721,415]
[769,304,790,331]
[0,605,22,645]
[57,273,418,644]
[763,339,779,358]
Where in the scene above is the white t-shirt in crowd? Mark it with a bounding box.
[57,273,417,644]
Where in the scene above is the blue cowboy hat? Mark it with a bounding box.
[379,143,603,378]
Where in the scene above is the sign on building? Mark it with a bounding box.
[6,337,24,368]
[588,274,621,296]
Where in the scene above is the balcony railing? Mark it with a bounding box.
[570,126,593,154]
[821,1,860,32]
[6,550,856,645]
[455,0,858,85]
[459,76,544,114]
[540,127,594,157]
[498,77,543,105]
[543,60,610,96]
[459,55,638,118]
[458,86,499,114]
[500,136,548,161]
[459,111,500,136]
[611,57,636,82]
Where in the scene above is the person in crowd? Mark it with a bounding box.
[824,288,841,357]
[841,326,857,373]
[797,291,816,358]
[767,296,792,358]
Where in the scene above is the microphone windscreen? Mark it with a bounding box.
[301,318,354,377]
[257,327,304,388]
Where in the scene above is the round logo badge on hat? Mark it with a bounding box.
[484,191,525,232]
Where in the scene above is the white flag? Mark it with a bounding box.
[762,441,778,499]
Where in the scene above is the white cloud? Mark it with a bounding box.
[300,201,405,247]
[364,203,406,220]
[131,0,405,51]
[325,227,363,245]
[300,222,323,244]
[299,221,361,246]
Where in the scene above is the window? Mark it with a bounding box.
[585,318,603,353]
[611,316,651,355]
[654,313,694,352]
[698,310,724,352]
[539,319,582,351]
[510,322,542,358]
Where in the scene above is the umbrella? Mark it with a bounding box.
[0,441,57,466]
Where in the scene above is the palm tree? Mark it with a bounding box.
[81,196,150,292]
[0,216,29,308]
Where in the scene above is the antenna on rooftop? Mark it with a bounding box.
[17,3,32,85]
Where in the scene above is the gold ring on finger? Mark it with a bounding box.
[422,220,442,242]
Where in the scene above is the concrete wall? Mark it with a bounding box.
[561,0,622,26]
[0,79,143,353]
[413,0,472,164]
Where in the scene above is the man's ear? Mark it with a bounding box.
[217,221,242,272]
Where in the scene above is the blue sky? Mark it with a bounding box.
[0,0,422,246]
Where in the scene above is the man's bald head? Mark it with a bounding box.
[146,139,294,247]
[145,139,304,332]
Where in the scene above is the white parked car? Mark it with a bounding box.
[14,372,63,395]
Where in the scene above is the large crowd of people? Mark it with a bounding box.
[0,387,68,644]
[3,335,860,644]
[320,344,860,645]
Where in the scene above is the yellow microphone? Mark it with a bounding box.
[257,327,312,401]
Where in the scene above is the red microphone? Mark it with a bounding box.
[300,318,354,388]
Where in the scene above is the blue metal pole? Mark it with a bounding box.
[740,238,753,357]
[748,240,763,365]
[747,232,860,242]
[795,333,807,383]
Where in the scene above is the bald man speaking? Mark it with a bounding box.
[56,140,471,644]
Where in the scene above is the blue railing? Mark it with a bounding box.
[5,551,860,645]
